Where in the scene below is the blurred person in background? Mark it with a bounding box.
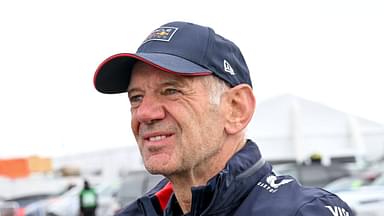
[79,179,98,216]
[94,21,353,216]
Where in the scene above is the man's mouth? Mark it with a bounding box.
[143,132,173,142]
[148,135,167,142]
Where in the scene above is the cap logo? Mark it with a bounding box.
[143,26,178,44]
[224,59,235,75]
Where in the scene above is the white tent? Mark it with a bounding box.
[247,94,384,164]
[53,94,384,176]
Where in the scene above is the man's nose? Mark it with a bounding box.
[134,96,165,124]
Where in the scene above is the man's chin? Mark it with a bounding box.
[145,166,174,176]
[144,162,177,176]
[142,153,178,175]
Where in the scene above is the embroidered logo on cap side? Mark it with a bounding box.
[224,59,235,75]
[143,27,178,44]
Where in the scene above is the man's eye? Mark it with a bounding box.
[163,88,180,95]
[129,95,143,104]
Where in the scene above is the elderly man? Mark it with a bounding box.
[94,21,353,216]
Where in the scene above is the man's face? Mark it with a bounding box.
[128,62,226,176]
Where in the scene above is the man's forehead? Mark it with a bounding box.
[128,62,198,91]
[131,64,184,81]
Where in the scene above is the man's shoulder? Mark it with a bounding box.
[295,190,353,216]
[236,174,353,216]
[284,182,353,216]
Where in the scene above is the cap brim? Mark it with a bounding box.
[94,53,212,94]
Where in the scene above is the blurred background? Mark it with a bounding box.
[1,0,383,215]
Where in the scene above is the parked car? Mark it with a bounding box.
[0,176,72,216]
[324,174,377,193]
[45,178,120,216]
[273,162,351,187]
[333,174,384,216]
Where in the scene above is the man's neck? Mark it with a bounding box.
[167,137,246,214]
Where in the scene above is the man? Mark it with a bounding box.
[79,179,98,216]
[94,21,353,216]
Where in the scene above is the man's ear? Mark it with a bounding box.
[223,84,256,134]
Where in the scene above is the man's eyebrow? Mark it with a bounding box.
[160,79,185,87]
[162,75,194,87]
[127,76,190,93]
[127,87,141,95]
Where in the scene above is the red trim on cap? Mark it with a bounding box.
[155,181,173,211]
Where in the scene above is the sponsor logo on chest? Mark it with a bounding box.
[257,175,293,193]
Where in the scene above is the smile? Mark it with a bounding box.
[148,135,167,141]
[142,132,174,143]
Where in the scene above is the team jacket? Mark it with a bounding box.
[116,140,353,216]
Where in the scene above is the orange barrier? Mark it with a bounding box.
[0,158,30,178]
[0,156,52,178]
[28,156,52,172]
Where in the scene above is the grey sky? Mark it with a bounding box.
[0,0,383,157]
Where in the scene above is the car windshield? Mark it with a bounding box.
[324,177,367,192]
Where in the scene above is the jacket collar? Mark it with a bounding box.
[191,140,272,215]
[141,140,272,216]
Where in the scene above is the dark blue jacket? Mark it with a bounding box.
[116,140,353,216]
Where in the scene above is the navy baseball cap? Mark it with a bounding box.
[94,21,252,94]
